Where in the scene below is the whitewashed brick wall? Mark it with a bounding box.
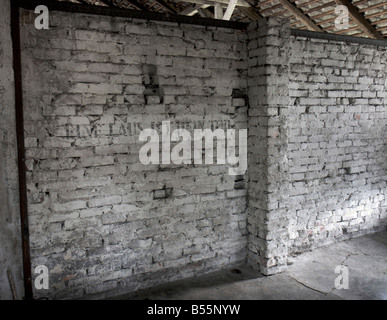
[1,7,385,299]
[21,10,249,299]
[288,36,387,252]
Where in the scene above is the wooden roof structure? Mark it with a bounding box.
[54,0,387,39]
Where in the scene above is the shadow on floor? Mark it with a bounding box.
[111,265,263,300]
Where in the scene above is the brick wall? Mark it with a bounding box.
[1,7,386,299]
[288,36,387,253]
[20,10,249,299]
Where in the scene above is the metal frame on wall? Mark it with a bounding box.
[291,28,387,47]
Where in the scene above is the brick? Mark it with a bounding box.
[15,9,387,301]
[88,196,122,208]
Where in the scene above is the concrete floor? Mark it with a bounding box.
[113,231,387,300]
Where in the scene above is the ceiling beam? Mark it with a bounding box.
[154,0,178,14]
[238,7,261,20]
[222,0,238,20]
[78,0,112,6]
[97,0,115,7]
[182,0,261,20]
[334,0,385,40]
[214,3,223,19]
[181,0,251,8]
[198,7,214,18]
[104,0,145,10]
[277,0,323,32]
[124,0,148,11]
[180,3,212,17]
[180,4,202,15]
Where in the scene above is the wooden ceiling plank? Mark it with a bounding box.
[311,10,335,20]
[335,25,361,33]
[256,0,278,8]
[366,11,387,19]
[334,0,385,39]
[238,6,262,20]
[290,20,303,26]
[317,16,341,26]
[304,2,335,15]
[372,18,387,25]
[270,9,288,17]
[277,0,323,32]
[297,0,323,8]
[359,2,387,13]
[260,3,282,14]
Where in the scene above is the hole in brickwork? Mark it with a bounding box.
[234,175,245,190]
[143,64,161,103]
[153,187,172,200]
[344,167,351,175]
[232,88,248,105]
[231,269,242,274]
[232,88,249,113]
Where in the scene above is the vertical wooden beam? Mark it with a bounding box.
[10,1,33,301]
[214,3,223,19]
[222,0,238,20]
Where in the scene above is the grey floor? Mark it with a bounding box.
[113,231,387,300]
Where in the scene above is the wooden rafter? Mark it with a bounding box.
[97,0,115,6]
[76,0,111,6]
[180,4,202,15]
[256,0,277,7]
[181,0,250,8]
[124,0,148,11]
[334,0,385,40]
[53,0,387,40]
[303,1,335,15]
[198,7,214,18]
[238,7,261,21]
[277,0,323,32]
[223,0,238,20]
[154,0,178,14]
